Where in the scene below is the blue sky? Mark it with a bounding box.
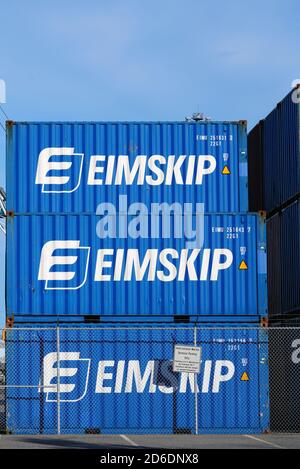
[0,0,299,326]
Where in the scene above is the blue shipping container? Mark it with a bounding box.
[5,325,269,434]
[6,121,248,214]
[6,213,267,320]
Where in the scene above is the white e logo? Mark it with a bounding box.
[40,352,91,402]
[35,147,84,193]
[38,240,90,290]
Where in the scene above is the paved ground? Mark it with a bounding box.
[0,433,299,449]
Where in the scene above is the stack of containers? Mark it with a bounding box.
[248,87,300,320]
[248,87,300,431]
[5,120,269,434]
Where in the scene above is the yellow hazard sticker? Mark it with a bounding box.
[222,165,231,175]
[239,260,248,270]
[241,372,250,381]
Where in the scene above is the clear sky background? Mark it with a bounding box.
[0,0,299,326]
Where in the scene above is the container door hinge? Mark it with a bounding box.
[6,317,14,328]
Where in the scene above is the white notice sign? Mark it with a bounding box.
[173,345,201,374]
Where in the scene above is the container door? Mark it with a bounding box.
[196,328,269,434]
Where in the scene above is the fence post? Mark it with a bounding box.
[194,325,198,435]
[57,326,61,435]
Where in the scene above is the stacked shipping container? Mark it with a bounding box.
[5,326,269,435]
[248,86,300,432]
[5,120,269,433]
[267,200,300,319]
[248,88,300,214]
[248,87,300,319]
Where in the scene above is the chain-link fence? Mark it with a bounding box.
[0,326,299,434]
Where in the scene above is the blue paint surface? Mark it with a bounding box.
[6,213,266,319]
[6,325,269,434]
[7,121,248,214]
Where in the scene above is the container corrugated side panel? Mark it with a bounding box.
[266,214,282,317]
[6,121,248,214]
[248,121,264,212]
[6,213,267,320]
[278,90,300,206]
[280,200,300,315]
[261,90,300,212]
[263,108,280,212]
[5,325,269,434]
[267,199,300,319]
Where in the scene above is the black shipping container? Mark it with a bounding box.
[248,88,300,213]
[269,327,300,432]
[248,120,264,212]
[267,199,300,319]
